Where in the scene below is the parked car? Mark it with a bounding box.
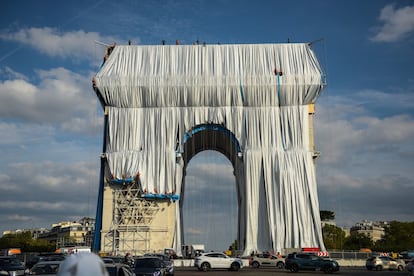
[27,260,62,275]
[144,253,174,276]
[0,256,25,276]
[400,250,414,264]
[366,256,405,271]
[105,262,134,276]
[250,253,285,269]
[102,256,124,264]
[285,252,340,273]
[26,253,66,269]
[406,258,414,276]
[134,256,167,276]
[194,252,243,272]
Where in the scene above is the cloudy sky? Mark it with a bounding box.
[1,0,414,252]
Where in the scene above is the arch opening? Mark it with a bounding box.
[181,123,241,168]
[182,151,237,252]
[180,124,242,252]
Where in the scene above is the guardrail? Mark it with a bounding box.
[328,251,374,260]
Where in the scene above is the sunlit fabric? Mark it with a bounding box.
[94,43,326,255]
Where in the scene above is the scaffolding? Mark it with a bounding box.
[103,181,166,255]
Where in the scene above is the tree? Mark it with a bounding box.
[374,221,414,252]
[320,210,335,221]
[322,224,345,250]
[0,231,55,252]
[343,232,373,250]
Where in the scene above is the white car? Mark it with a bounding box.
[250,253,285,269]
[194,252,243,271]
[366,256,405,271]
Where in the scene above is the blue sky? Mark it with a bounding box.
[1,0,414,252]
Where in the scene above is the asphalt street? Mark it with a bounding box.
[174,267,407,275]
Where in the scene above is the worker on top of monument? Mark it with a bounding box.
[104,43,116,62]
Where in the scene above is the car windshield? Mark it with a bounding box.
[135,258,162,268]
[0,258,22,266]
[32,263,60,274]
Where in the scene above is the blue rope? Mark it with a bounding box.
[240,80,245,104]
[239,60,245,105]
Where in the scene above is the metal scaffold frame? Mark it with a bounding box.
[103,181,166,255]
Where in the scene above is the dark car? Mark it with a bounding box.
[285,252,340,273]
[25,253,66,269]
[27,260,62,275]
[134,257,167,276]
[102,256,124,264]
[144,253,174,276]
[0,256,25,276]
[105,262,134,276]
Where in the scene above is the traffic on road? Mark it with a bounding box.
[175,266,408,276]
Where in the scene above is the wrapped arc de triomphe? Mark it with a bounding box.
[92,43,326,256]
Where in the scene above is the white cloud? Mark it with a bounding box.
[371,4,414,42]
[0,27,117,61]
[315,90,414,227]
[0,67,101,134]
[4,214,32,222]
[0,201,65,211]
[0,67,28,81]
[0,158,99,233]
[0,122,55,145]
[186,227,204,235]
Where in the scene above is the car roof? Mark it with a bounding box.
[38,253,65,256]
[136,256,164,261]
[104,262,129,267]
[34,260,63,265]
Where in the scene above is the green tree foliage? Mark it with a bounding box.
[322,224,345,250]
[320,210,335,221]
[343,232,373,250]
[0,231,55,252]
[374,221,414,252]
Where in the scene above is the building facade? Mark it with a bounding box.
[350,220,388,242]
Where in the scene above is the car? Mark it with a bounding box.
[27,260,62,275]
[144,253,174,276]
[134,256,168,276]
[102,256,124,264]
[105,262,134,276]
[25,253,66,269]
[406,258,414,276]
[400,250,414,264]
[0,256,25,276]
[285,252,340,273]
[194,252,243,272]
[250,253,285,269]
[366,256,405,271]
